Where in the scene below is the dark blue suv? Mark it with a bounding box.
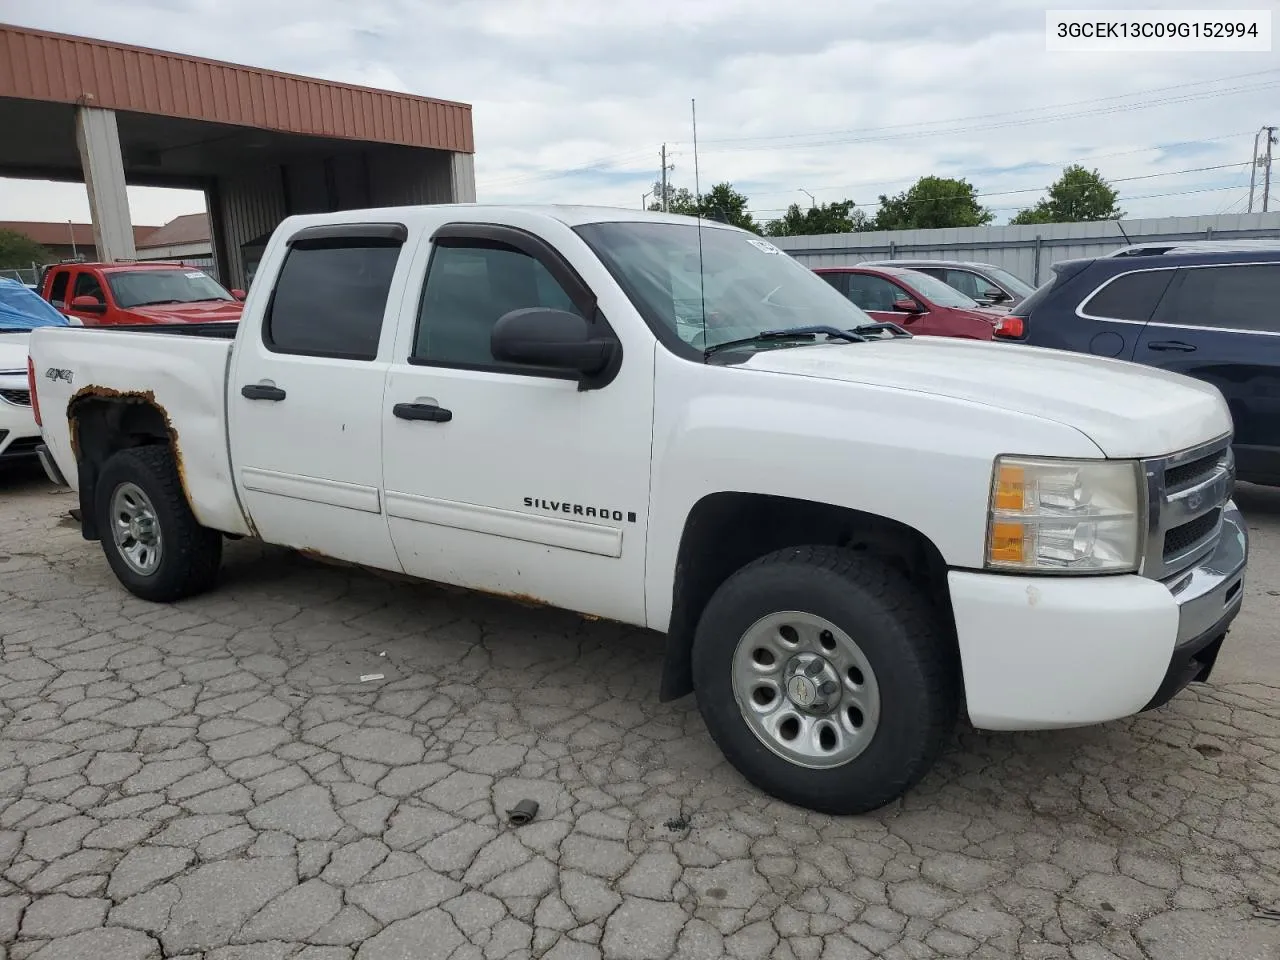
[1003,248,1280,485]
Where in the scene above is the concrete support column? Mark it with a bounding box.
[75,106,136,261]
[450,153,477,203]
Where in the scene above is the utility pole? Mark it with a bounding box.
[1249,126,1277,213]
[659,144,674,212]
[1265,126,1276,212]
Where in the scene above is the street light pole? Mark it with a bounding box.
[799,189,816,208]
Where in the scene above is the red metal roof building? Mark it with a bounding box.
[0,23,475,287]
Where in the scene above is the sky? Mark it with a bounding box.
[1,0,1278,229]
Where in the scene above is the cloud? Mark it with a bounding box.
[0,0,1273,227]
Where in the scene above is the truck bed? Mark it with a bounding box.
[27,323,251,537]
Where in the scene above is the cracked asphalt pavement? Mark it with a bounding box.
[1,463,1278,960]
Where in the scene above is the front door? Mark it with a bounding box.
[1132,262,1280,475]
[844,272,937,335]
[227,222,413,570]
[381,223,654,624]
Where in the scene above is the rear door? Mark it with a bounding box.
[1133,261,1280,470]
[227,221,413,570]
[1072,266,1177,359]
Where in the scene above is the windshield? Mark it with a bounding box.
[897,270,980,308]
[982,266,1035,299]
[107,269,234,308]
[574,220,874,352]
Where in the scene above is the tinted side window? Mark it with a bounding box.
[73,271,105,302]
[817,272,847,295]
[265,241,401,360]
[413,242,583,366]
[942,269,983,299]
[48,270,70,305]
[1081,269,1175,322]
[846,274,904,311]
[1162,263,1280,332]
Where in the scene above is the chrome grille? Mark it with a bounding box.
[1141,436,1233,581]
[0,388,31,406]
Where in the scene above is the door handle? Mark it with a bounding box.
[241,383,286,401]
[1146,341,1196,353]
[393,402,452,423]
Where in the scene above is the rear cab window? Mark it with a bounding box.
[47,269,70,307]
[1079,269,1176,323]
[264,234,403,360]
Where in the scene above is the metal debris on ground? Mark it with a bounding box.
[358,673,385,683]
[507,799,539,826]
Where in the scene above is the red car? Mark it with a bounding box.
[40,261,245,326]
[813,265,1017,340]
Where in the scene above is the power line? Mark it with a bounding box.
[476,69,1280,193]
[698,81,1280,154]
[693,69,1280,147]
[744,131,1255,200]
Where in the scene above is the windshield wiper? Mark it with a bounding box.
[132,299,184,307]
[704,322,911,358]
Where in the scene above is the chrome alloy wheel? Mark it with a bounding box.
[730,610,881,769]
[110,481,163,576]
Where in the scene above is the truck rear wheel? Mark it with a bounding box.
[95,446,223,602]
[691,545,958,815]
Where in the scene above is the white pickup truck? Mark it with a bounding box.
[26,205,1247,815]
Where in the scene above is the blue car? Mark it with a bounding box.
[1001,246,1280,486]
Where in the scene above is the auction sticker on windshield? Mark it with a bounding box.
[746,238,784,255]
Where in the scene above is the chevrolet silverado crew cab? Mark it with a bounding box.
[26,205,1248,815]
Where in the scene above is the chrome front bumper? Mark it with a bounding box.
[1142,499,1247,711]
[1167,499,1247,647]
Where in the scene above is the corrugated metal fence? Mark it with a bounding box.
[772,213,1280,286]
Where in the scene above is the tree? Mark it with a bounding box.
[1010,164,1125,225]
[765,199,868,237]
[0,229,50,270]
[870,176,993,231]
[648,180,760,233]
[648,181,699,216]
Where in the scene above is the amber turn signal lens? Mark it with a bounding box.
[994,464,1025,512]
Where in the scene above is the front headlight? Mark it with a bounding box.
[985,456,1144,574]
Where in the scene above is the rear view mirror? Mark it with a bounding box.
[491,308,620,388]
[892,298,923,313]
[230,288,247,301]
[983,287,1009,302]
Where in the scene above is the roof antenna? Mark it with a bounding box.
[1115,215,1131,246]
[693,97,708,358]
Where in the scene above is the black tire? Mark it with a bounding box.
[95,445,223,602]
[691,545,958,815]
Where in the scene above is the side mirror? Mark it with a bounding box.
[491,308,618,381]
[983,288,1009,302]
[230,289,247,301]
[892,298,923,314]
[70,296,105,312]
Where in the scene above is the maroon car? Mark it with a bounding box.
[812,265,1017,340]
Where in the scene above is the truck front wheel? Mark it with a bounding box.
[691,545,958,815]
[95,446,223,602]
